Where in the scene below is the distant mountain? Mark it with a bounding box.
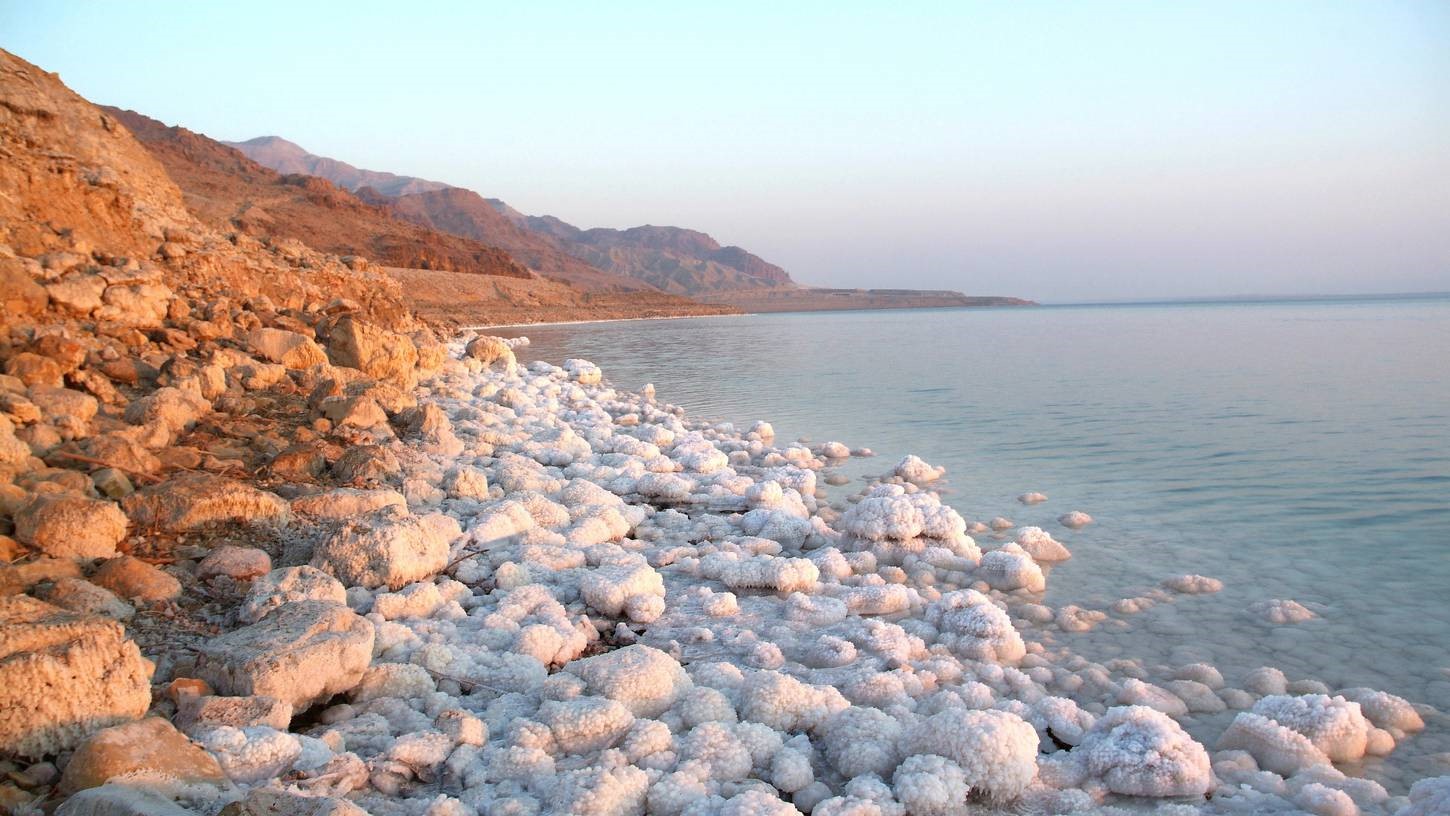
[107,110,531,280]
[223,136,451,197]
[228,137,798,295]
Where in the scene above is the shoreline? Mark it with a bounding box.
[462,312,748,331]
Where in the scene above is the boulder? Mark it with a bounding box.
[43,274,105,316]
[174,694,292,735]
[4,352,63,387]
[27,384,98,424]
[327,316,418,388]
[55,785,196,816]
[91,556,181,602]
[95,282,172,327]
[195,600,374,711]
[239,566,347,624]
[0,257,48,316]
[290,488,406,520]
[196,545,271,581]
[464,335,516,367]
[122,474,290,532]
[0,596,152,757]
[14,494,128,559]
[122,387,209,437]
[247,327,327,370]
[34,577,133,620]
[219,789,368,816]
[310,507,449,590]
[58,717,226,794]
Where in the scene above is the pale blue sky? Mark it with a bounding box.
[3,1,1447,301]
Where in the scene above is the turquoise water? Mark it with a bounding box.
[501,296,1450,787]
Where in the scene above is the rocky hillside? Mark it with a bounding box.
[227,137,798,295]
[103,109,533,281]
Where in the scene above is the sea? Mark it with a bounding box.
[497,294,1450,789]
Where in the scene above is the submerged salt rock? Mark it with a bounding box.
[976,543,1046,592]
[1162,574,1224,594]
[894,454,945,484]
[122,474,290,532]
[310,507,449,590]
[13,494,127,560]
[196,600,374,711]
[1017,492,1048,505]
[0,596,153,757]
[1249,598,1318,625]
[1014,526,1071,561]
[1399,776,1450,816]
[59,717,226,794]
[1059,510,1094,529]
[565,645,692,717]
[902,708,1038,802]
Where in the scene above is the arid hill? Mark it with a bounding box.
[102,108,533,281]
[227,136,798,295]
[224,135,451,197]
[360,185,656,292]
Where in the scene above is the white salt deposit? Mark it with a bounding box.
[131,338,1444,816]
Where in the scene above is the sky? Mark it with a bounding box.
[3,1,1447,302]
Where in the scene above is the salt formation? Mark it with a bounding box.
[10,341,1437,815]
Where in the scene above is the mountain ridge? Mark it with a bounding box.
[227,136,798,295]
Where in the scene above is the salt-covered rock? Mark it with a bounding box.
[976,543,1046,592]
[894,454,945,483]
[902,708,1039,801]
[1014,526,1071,561]
[311,507,449,590]
[0,596,153,757]
[196,600,374,711]
[564,645,692,717]
[175,694,292,735]
[1060,705,1212,797]
[197,545,271,581]
[239,566,348,624]
[1059,510,1093,529]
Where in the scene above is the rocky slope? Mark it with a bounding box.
[103,109,533,281]
[227,137,797,295]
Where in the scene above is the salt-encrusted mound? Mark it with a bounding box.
[894,454,945,484]
[1014,526,1071,562]
[924,589,1026,664]
[901,708,1039,801]
[1398,776,1450,816]
[1054,705,1212,797]
[196,600,374,711]
[0,596,153,757]
[976,542,1046,592]
[893,753,971,816]
[564,645,693,717]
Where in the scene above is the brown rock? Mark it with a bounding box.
[0,596,152,758]
[121,473,290,532]
[13,494,128,560]
[464,335,515,367]
[0,556,82,596]
[0,257,47,315]
[58,717,226,794]
[247,327,327,370]
[91,555,181,602]
[174,694,292,735]
[4,353,63,388]
[196,545,271,581]
[327,316,418,388]
[44,274,106,315]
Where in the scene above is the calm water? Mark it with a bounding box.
[500,297,1450,786]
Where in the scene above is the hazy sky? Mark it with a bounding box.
[4,1,1447,301]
